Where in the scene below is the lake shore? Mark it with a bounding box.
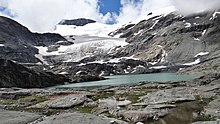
[0,73,219,124]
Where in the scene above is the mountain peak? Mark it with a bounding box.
[58,18,96,26]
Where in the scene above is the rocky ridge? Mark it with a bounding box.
[0,59,70,88]
[0,15,67,63]
[108,10,220,74]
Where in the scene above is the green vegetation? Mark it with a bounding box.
[91,88,156,104]
[74,105,96,113]
[44,109,61,116]
[0,94,47,105]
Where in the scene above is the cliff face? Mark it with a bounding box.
[0,16,66,63]
[0,59,70,88]
[108,10,220,74]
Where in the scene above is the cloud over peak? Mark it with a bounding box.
[0,0,220,32]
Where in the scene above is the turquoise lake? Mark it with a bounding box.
[51,73,200,88]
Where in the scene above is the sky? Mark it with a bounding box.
[99,0,121,15]
[0,0,220,32]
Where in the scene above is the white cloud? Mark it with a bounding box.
[2,0,112,32]
[1,0,220,32]
[170,0,220,15]
[140,0,171,15]
[0,0,8,7]
[116,0,220,24]
[116,0,142,24]
[116,0,172,24]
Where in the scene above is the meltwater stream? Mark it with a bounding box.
[51,73,200,88]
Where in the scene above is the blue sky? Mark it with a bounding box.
[99,0,121,15]
[0,6,14,17]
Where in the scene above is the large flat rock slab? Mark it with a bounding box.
[140,87,197,104]
[48,94,87,109]
[0,109,41,124]
[38,113,127,124]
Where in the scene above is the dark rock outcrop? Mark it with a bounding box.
[0,16,66,63]
[50,58,161,77]
[58,18,96,26]
[0,59,70,88]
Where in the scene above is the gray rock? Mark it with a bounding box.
[140,87,197,105]
[37,112,127,124]
[48,94,87,109]
[117,100,132,107]
[204,98,220,117]
[121,110,168,122]
[144,104,176,109]
[0,109,41,124]
[92,97,118,115]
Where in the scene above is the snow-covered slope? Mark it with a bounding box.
[53,6,176,38]
[54,22,121,37]
[48,6,177,64]
[132,6,176,24]
[35,36,127,63]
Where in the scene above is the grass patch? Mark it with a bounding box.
[18,94,47,103]
[91,88,156,104]
[74,105,96,113]
[116,89,156,103]
[0,94,47,106]
[44,109,61,116]
[91,92,115,101]
[0,99,15,105]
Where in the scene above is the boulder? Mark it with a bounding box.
[204,98,220,118]
[121,110,168,122]
[117,100,132,107]
[48,94,87,109]
[0,109,41,124]
[92,97,118,115]
[139,87,197,104]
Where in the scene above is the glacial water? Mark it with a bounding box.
[51,73,200,88]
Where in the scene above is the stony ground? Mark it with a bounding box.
[0,73,219,124]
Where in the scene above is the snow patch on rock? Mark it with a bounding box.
[183,58,200,66]
[194,52,209,57]
[150,66,167,69]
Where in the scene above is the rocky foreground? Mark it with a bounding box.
[0,73,219,124]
